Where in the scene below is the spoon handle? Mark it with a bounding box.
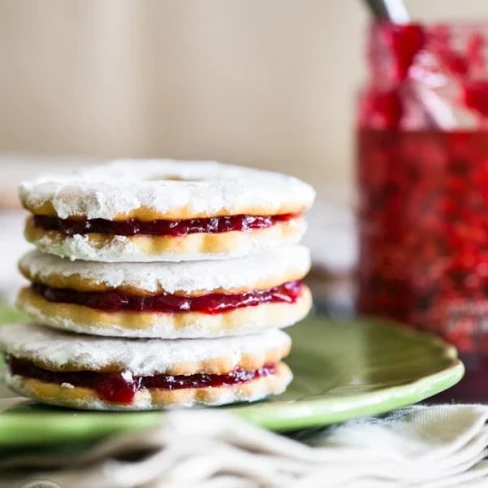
[362,0,409,23]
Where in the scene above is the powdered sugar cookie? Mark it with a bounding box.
[0,324,292,410]
[17,246,312,338]
[20,160,315,262]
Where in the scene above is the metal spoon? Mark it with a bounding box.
[361,0,457,129]
[362,0,409,23]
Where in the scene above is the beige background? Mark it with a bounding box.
[0,0,485,185]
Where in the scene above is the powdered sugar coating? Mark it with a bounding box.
[0,324,291,376]
[20,245,310,293]
[28,228,305,263]
[19,160,315,220]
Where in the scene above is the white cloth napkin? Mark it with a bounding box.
[3,403,488,488]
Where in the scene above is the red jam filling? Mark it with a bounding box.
[33,213,298,237]
[7,356,276,404]
[32,280,303,314]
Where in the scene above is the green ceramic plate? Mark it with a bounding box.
[0,309,464,446]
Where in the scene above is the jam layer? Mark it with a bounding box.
[7,355,276,404]
[31,280,303,314]
[33,214,298,237]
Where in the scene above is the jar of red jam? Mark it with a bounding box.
[357,22,488,356]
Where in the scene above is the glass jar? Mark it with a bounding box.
[357,22,488,356]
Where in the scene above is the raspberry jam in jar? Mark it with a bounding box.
[357,22,488,357]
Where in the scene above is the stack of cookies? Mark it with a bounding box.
[0,160,315,410]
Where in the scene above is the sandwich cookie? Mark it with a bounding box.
[0,324,292,410]
[18,246,312,338]
[20,160,315,262]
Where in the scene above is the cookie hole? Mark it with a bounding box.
[146,175,203,182]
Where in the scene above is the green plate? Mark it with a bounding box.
[0,310,464,446]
